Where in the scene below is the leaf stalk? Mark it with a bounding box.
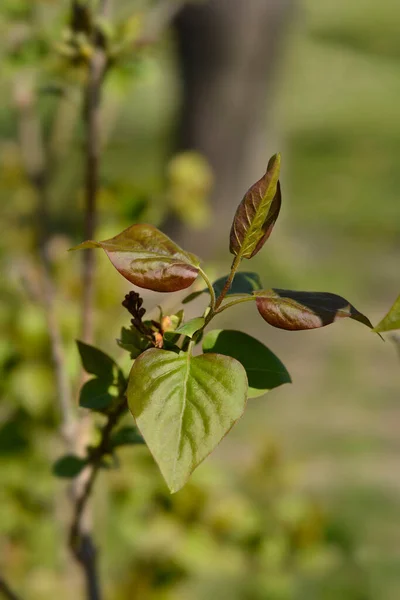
[214,254,242,311]
[215,295,257,314]
[198,267,216,311]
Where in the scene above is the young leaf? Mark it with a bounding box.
[174,317,205,338]
[230,154,281,260]
[53,455,88,478]
[110,426,145,448]
[79,378,115,412]
[163,317,205,346]
[182,272,262,304]
[161,309,184,333]
[117,326,151,359]
[76,340,116,383]
[374,294,400,332]
[127,348,248,493]
[70,223,200,292]
[202,330,291,398]
[254,289,373,331]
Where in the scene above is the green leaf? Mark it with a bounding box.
[374,294,400,332]
[53,455,88,478]
[202,330,291,398]
[174,317,205,338]
[163,317,205,345]
[79,379,115,412]
[182,272,262,304]
[254,289,373,331]
[70,224,200,292]
[212,272,263,297]
[127,348,248,493]
[230,154,281,259]
[110,426,145,448]
[117,326,150,358]
[76,341,116,383]
[182,290,204,304]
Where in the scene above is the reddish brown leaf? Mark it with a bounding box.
[254,289,373,331]
[230,154,281,259]
[70,224,200,292]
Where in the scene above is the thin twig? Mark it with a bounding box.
[74,4,111,598]
[79,0,112,347]
[13,79,76,449]
[81,48,107,344]
[39,245,76,447]
[0,577,22,600]
[70,400,127,543]
[69,400,127,600]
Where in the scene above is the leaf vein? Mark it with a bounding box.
[173,354,191,483]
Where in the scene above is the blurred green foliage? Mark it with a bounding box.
[99,443,371,600]
[0,0,399,598]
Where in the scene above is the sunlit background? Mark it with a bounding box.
[1,1,399,598]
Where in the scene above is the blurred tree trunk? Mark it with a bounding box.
[169,0,295,256]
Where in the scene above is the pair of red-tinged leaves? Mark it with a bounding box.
[72,153,373,333]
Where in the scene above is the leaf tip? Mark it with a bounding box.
[267,152,281,171]
[69,240,101,251]
[372,328,385,341]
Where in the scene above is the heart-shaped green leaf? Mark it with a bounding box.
[230,154,281,260]
[71,224,200,292]
[127,348,248,493]
[254,289,373,331]
[374,294,400,332]
[203,330,291,398]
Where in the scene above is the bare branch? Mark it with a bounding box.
[13,78,76,449]
[68,0,183,596]
[69,400,127,600]
[70,400,127,543]
[80,50,107,344]
[80,3,110,345]
[73,3,112,598]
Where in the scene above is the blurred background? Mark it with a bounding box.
[0,0,399,598]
